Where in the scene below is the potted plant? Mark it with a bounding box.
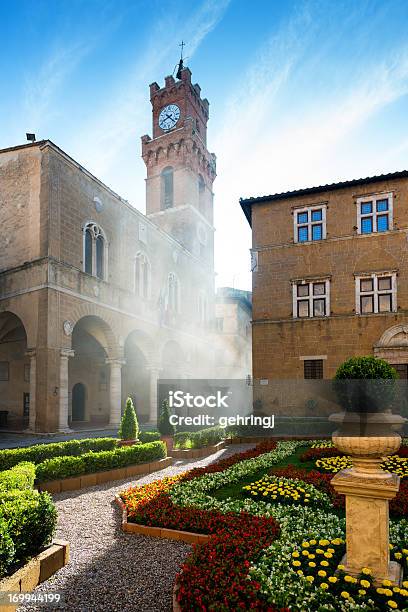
[118,397,139,446]
[158,399,175,453]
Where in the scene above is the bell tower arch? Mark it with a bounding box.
[141,66,216,264]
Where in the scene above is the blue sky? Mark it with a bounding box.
[2,0,408,290]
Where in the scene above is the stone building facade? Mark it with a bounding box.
[0,67,251,433]
[241,171,408,407]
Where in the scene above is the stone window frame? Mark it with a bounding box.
[82,221,108,281]
[134,251,151,299]
[293,204,327,243]
[355,271,397,315]
[356,192,393,235]
[292,277,330,319]
[161,166,174,210]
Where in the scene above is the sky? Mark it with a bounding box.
[2,0,408,290]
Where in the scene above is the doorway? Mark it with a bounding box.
[72,383,86,421]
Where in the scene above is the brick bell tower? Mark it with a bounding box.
[141,65,216,264]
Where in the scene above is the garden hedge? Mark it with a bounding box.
[0,437,118,471]
[0,461,36,492]
[35,440,166,482]
[138,431,161,443]
[174,426,225,450]
[0,462,57,579]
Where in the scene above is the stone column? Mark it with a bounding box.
[25,349,36,432]
[58,349,75,432]
[332,472,400,583]
[107,359,125,427]
[148,366,161,425]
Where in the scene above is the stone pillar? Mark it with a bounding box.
[58,349,75,432]
[148,366,161,425]
[107,359,125,427]
[331,472,401,583]
[25,349,36,432]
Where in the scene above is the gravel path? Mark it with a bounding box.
[19,444,253,612]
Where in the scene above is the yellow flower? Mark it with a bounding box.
[344,575,354,583]
[377,588,385,595]
[324,552,333,558]
[320,583,329,590]
[337,564,345,571]
[297,570,304,576]
[308,562,316,568]
[318,570,327,577]
[309,539,317,545]
[383,580,392,587]
[328,577,338,584]
[308,554,316,559]
[327,548,335,554]
[292,551,300,558]
[341,591,350,599]
[302,550,309,556]
[320,560,329,567]
[319,539,330,546]
[293,561,301,567]
[306,575,314,583]
[302,542,310,548]
[316,549,324,554]
[392,587,400,593]
[358,589,366,596]
[360,580,371,589]
[403,581,408,588]
[383,589,393,597]
[362,568,372,575]
[387,602,398,609]
[394,552,402,559]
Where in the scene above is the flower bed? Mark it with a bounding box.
[119,439,408,611]
[316,454,408,478]
[173,426,225,450]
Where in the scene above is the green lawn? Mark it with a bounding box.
[212,445,312,501]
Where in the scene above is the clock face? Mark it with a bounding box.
[158,104,180,130]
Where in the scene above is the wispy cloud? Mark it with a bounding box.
[213,1,408,288]
[73,0,230,182]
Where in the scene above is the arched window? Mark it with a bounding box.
[83,222,107,280]
[84,229,93,275]
[161,166,174,210]
[135,252,150,299]
[198,292,208,324]
[168,272,179,312]
[198,174,205,214]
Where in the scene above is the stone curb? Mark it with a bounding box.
[38,457,172,494]
[171,440,226,459]
[0,540,69,612]
[114,495,210,545]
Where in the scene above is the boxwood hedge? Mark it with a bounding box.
[174,426,225,450]
[0,462,57,579]
[0,437,118,471]
[36,440,166,482]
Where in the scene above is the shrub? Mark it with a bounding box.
[158,400,175,436]
[0,437,118,471]
[35,441,166,482]
[118,397,139,441]
[0,462,36,492]
[0,489,57,570]
[138,431,160,443]
[0,518,15,579]
[333,356,397,412]
[36,455,86,481]
[174,426,225,449]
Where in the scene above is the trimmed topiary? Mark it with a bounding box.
[158,399,176,437]
[118,397,139,441]
[333,356,397,412]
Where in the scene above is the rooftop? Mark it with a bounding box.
[239,169,408,226]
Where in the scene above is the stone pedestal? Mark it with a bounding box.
[332,469,401,584]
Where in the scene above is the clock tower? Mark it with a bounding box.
[141,67,216,263]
